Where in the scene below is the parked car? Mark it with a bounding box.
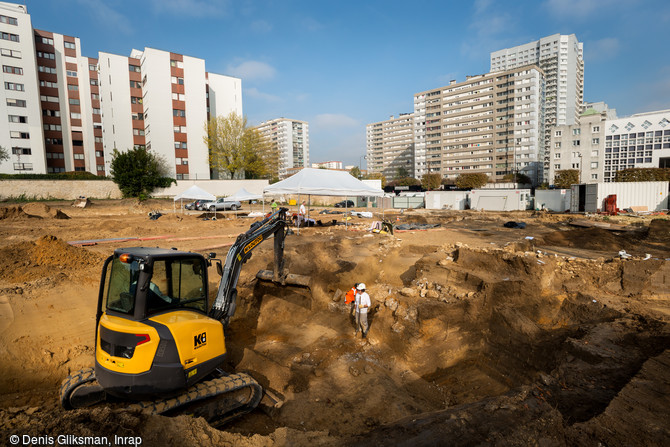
[334,200,355,208]
[185,200,208,210]
[202,198,242,211]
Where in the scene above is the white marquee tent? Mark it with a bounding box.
[227,187,263,202]
[263,168,384,230]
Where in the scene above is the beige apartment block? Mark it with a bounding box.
[413,66,545,184]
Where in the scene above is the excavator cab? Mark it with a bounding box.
[103,248,209,318]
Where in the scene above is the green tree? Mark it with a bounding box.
[0,145,8,162]
[503,173,532,184]
[349,166,361,179]
[455,173,488,189]
[614,168,670,182]
[397,177,421,186]
[421,173,442,190]
[110,147,175,200]
[553,169,580,188]
[364,172,387,188]
[396,166,409,178]
[205,113,273,179]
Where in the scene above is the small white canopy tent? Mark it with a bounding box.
[263,168,384,230]
[226,187,263,202]
[173,185,216,213]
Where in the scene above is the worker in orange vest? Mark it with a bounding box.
[344,283,359,319]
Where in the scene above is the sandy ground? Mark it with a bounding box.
[0,199,669,446]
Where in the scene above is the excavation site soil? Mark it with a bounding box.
[0,200,669,446]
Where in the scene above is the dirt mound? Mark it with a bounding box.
[540,227,637,252]
[0,235,103,284]
[22,202,70,219]
[0,206,42,220]
[647,218,670,242]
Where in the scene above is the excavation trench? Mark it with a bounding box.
[221,240,670,439]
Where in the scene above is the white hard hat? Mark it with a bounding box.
[357,283,366,290]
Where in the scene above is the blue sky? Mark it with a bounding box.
[23,0,670,168]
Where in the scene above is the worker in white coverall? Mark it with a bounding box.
[354,283,371,338]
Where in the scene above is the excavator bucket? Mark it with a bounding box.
[256,269,311,288]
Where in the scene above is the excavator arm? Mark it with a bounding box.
[209,207,309,326]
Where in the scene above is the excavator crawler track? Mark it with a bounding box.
[60,369,263,427]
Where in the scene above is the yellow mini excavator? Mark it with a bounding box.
[60,208,309,426]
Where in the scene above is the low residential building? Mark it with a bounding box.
[603,110,670,181]
[312,160,342,170]
[548,106,610,184]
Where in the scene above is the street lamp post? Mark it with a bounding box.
[359,155,366,179]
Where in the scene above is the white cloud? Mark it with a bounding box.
[250,20,272,33]
[75,0,133,35]
[301,17,323,32]
[544,0,622,19]
[474,0,493,15]
[150,0,229,18]
[586,38,620,62]
[245,87,280,102]
[226,61,276,81]
[313,114,358,130]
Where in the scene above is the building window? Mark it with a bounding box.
[10,131,29,139]
[66,70,77,77]
[67,84,79,91]
[43,124,62,131]
[73,153,85,159]
[171,93,186,101]
[94,137,103,143]
[6,98,26,107]
[592,137,599,145]
[592,126,600,132]
[590,162,598,169]
[132,128,145,136]
[129,80,141,88]
[13,163,33,171]
[130,96,142,104]
[572,140,580,146]
[1,48,21,58]
[40,80,57,88]
[12,147,31,155]
[97,165,105,171]
[40,37,54,45]
[129,64,141,72]
[572,128,581,135]
[0,14,19,25]
[95,150,103,157]
[173,109,186,117]
[37,51,55,59]
[171,76,184,85]
[70,112,81,119]
[8,115,27,123]
[554,164,561,169]
[90,79,99,86]
[554,142,561,148]
[2,65,22,74]
[89,64,96,71]
[40,95,59,102]
[5,82,24,91]
[64,41,76,50]
[38,65,57,74]
[1,32,19,42]
[69,98,80,105]
[554,153,561,159]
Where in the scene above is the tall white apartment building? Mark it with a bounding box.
[491,34,584,182]
[0,2,242,178]
[255,118,309,179]
[366,113,414,180]
[603,110,670,181]
[0,2,45,173]
[413,66,544,184]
